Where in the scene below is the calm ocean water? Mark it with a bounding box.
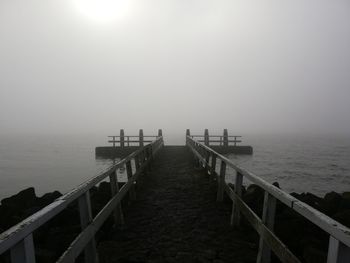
[0,134,349,199]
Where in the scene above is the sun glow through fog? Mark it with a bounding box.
[73,0,131,23]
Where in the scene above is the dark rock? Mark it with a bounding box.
[37,191,62,207]
[1,187,37,209]
[292,192,325,212]
[243,184,264,216]
[324,191,343,215]
[332,209,350,228]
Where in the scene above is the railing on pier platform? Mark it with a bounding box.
[186,136,350,263]
[186,128,242,146]
[0,137,164,263]
[108,129,162,147]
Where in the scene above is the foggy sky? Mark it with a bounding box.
[1,0,350,136]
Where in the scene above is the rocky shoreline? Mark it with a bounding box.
[1,184,349,263]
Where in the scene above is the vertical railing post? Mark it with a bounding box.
[205,150,210,174]
[10,234,36,263]
[204,129,209,146]
[126,160,136,200]
[139,129,144,147]
[223,129,228,147]
[186,129,190,145]
[78,191,98,263]
[120,129,125,148]
[109,168,125,227]
[257,191,277,263]
[210,153,217,177]
[158,129,162,138]
[217,161,226,201]
[112,136,116,147]
[234,136,237,146]
[231,172,243,226]
[327,236,350,263]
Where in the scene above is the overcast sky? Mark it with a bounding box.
[0,0,349,136]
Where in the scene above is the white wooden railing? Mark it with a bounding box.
[186,136,350,263]
[0,137,164,263]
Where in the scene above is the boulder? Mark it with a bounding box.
[1,187,37,209]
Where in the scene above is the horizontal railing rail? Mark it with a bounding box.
[186,136,350,263]
[0,137,164,263]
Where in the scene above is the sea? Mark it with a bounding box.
[0,134,349,200]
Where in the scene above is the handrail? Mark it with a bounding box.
[186,136,350,263]
[0,137,164,263]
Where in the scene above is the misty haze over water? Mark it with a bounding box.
[1,1,350,198]
[0,133,349,199]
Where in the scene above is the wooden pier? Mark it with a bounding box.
[0,130,349,263]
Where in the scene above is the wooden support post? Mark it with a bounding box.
[217,161,226,201]
[186,129,190,145]
[120,129,125,148]
[112,136,116,148]
[109,169,124,227]
[126,160,136,201]
[78,191,98,263]
[231,172,243,226]
[204,129,209,146]
[327,236,350,263]
[257,191,277,263]
[158,129,162,137]
[139,129,144,147]
[210,153,217,177]
[205,151,210,174]
[223,129,228,147]
[10,234,36,263]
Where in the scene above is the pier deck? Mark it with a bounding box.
[98,146,257,263]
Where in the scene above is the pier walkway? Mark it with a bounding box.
[98,146,257,263]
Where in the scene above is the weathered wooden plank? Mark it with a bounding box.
[10,234,36,263]
[327,236,350,263]
[257,192,277,263]
[78,192,98,263]
[126,160,136,201]
[223,129,228,147]
[232,191,301,263]
[109,170,124,226]
[139,129,144,147]
[293,201,350,248]
[231,172,243,227]
[217,161,226,202]
[210,153,217,177]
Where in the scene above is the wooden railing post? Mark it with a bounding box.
[10,234,36,263]
[109,169,124,227]
[327,236,350,263]
[204,129,209,146]
[78,191,98,263]
[257,191,277,263]
[210,153,217,177]
[126,160,136,200]
[217,161,226,201]
[186,129,190,145]
[223,129,228,147]
[205,150,210,173]
[139,129,144,147]
[231,172,243,226]
[120,129,125,148]
[158,129,162,137]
